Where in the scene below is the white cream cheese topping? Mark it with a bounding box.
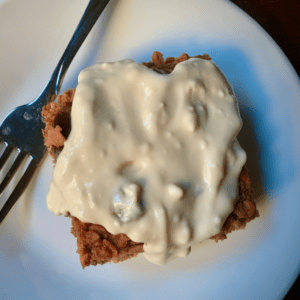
[46,58,247,265]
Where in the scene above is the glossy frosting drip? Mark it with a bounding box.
[47,58,246,265]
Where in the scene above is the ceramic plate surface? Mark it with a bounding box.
[0,0,300,299]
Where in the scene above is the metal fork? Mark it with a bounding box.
[0,0,110,224]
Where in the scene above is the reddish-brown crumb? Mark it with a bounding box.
[71,217,144,268]
[210,167,259,242]
[142,51,211,74]
[42,52,259,268]
[42,88,75,162]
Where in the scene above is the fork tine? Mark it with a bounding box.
[0,143,14,171]
[0,158,38,224]
[0,151,27,195]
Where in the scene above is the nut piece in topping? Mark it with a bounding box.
[112,183,143,222]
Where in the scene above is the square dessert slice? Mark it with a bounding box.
[42,52,258,268]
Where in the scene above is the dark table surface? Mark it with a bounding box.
[230,1,300,299]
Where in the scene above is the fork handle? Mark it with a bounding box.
[36,0,110,108]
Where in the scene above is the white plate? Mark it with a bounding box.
[1,0,300,299]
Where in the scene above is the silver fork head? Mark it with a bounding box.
[0,103,47,224]
[0,103,46,160]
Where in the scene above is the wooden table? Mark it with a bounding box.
[230,1,300,299]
